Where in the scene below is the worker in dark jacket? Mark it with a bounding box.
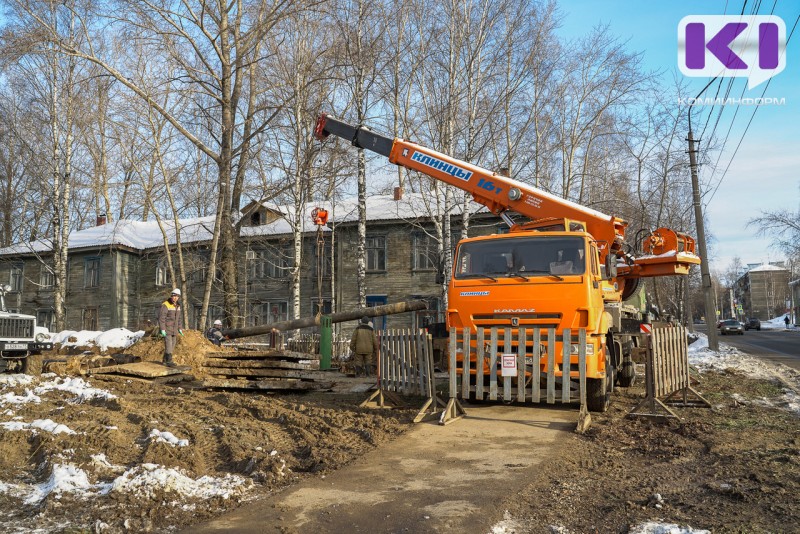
[206,319,225,346]
[350,316,379,377]
[157,288,184,367]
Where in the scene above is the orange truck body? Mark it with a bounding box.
[315,113,700,409]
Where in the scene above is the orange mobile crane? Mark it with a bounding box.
[315,113,700,411]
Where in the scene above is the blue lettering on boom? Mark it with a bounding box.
[411,151,473,181]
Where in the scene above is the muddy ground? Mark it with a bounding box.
[0,332,797,533]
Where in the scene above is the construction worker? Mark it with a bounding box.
[206,319,225,346]
[350,316,379,377]
[157,288,184,367]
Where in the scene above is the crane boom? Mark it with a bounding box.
[314,112,699,279]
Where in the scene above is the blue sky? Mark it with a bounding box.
[556,0,800,274]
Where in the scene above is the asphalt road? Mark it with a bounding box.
[694,324,800,371]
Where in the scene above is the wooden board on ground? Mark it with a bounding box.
[89,361,192,378]
[204,368,342,380]
[201,377,333,391]
[92,372,193,385]
[203,359,319,370]
[205,350,319,361]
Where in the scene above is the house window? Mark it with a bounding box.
[366,236,386,271]
[413,234,438,270]
[84,257,101,288]
[310,298,332,316]
[250,245,292,279]
[412,295,443,328]
[37,309,56,332]
[155,258,168,287]
[313,241,332,278]
[82,307,98,330]
[9,263,23,292]
[39,265,54,289]
[248,301,288,326]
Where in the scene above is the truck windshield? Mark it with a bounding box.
[454,236,586,278]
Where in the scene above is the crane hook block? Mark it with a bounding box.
[311,207,329,226]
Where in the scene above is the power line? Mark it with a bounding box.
[706,11,800,205]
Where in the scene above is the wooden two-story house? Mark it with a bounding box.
[0,192,499,333]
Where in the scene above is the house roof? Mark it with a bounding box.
[748,263,788,273]
[0,192,485,257]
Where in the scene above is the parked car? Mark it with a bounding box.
[719,319,744,335]
[744,318,761,331]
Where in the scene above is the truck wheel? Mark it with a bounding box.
[617,357,637,387]
[586,376,609,412]
[23,354,43,376]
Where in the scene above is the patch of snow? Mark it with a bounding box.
[149,429,189,447]
[0,419,76,435]
[34,377,116,402]
[51,328,144,352]
[109,463,250,500]
[0,374,35,388]
[0,389,42,406]
[629,522,709,534]
[24,464,102,505]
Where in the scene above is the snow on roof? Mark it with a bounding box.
[0,192,481,257]
[748,263,788,272]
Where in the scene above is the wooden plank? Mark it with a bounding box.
[89,362,190,378]
[205,368,338,380]
[503,327,512,402]
[205,351,318,361]
[201,377,326,390]
[449,328,458,400]
[489,328,498,401]
[462,328,472,401]
[562,329,571,403]
[517,328,527,403]
[92,372,193,385]
[202,359,319,370]
[532,328,541,403]
[475,328,483,401]
[546,328,555,404]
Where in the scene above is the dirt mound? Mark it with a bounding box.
[47,330,237,379]
[123,329,235,376]
[0,375,415,532]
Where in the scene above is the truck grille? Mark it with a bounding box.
[0,317,34,338]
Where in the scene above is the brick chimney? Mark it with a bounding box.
[393,187,404,201]
[96,213,107,226]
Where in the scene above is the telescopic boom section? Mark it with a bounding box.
[315,113,625,257]
[314,113,700,276]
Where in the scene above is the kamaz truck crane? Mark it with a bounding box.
[315,113,700,411]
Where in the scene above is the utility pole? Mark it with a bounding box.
[688,129,719,351]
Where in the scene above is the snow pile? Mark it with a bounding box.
[759,313,793,331]
[1,461,251,506]
[109,464,250,500]
[0,419,76,435]
[149,429,189,447]
[0,389,42,406]
[51,328,145,352]
[0,374,35,388]
[688,332,800,415]
[34,376,117,402]
[688,333,779,380]
[25,464,100,505]
[629,522,710,534]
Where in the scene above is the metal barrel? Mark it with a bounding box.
[222,300,428,340]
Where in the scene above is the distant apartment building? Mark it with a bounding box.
[734,263,791,320]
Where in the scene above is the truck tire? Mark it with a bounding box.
[617,357,637,387]
[23,353,43,376]
[586,376,609,412]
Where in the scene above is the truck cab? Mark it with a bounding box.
[0,284,52,374]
